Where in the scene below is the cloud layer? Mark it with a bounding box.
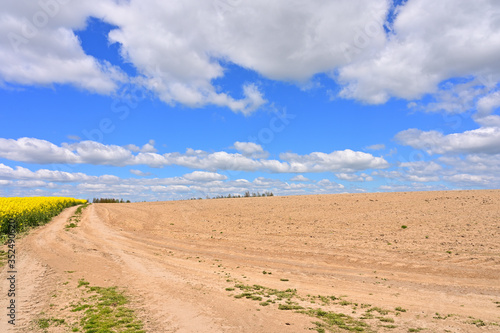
[0,137,389,173]
[0,163,347,200]
[1,0,499,115]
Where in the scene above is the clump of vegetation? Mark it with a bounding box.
[279,303,304,310]
[77,279,90,288]
[228,283,378,332]
[468,318,486,327]
[65,202,90,229]
[303,308,369,332]
[401,225,408,229]
[379,317,395,323]
[36,317,65,329]
[0,250,7,267]
[433,312,454,320]
[71,280,144,332]
[366,307,390,315]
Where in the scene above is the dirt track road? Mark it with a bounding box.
[1,190,500,332]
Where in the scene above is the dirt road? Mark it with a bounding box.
[1,190,500,332]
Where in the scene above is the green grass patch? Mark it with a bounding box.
[433,312,454,320]
[302,308,370,332]
[65,202,90,229]
[278,303,304,310]
[70,281,144,333]
[36,317,66,329]
[77,279,90,288]
[378,317,395,323]
[228,282,378,332]
[366,307,390,315]
[0,250,7,267]
[468,319,486,327]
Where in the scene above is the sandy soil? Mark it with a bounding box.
[1,190,499,332]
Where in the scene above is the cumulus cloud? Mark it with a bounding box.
[0,0,390,112]
[129,169,152,177]
[337,0,500,104]
[0,137,389,173]
[233,141,269,158]
[105,0,387,77]
[395,127,500,155]
[335,173,373,182]
[279,150,389,172]
[0,137,79,164]
[373,153,500,189]
[182,171,227,182]
[365,144,385,151]
[139,140,158,153]
[290,175,310,182]
[336,0,500,106]
[0,0,125,93]
[0,163,97,182]
[2,0,499,116]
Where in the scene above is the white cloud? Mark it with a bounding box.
[374,153,500,188]
[183,171,227,182]
[395,127,500,155]
[335,173,373,182]
[477,91,500,117]
[366,144,385,151]
[336,0,500,104]
[438,154,500,178]
[129,169,152,177]
[0,137,79,164]
[2,0,499,116]
[67,135,81,141]
[0,165,353,200]
[65,141,134,166]
[0,1,124,93]
[140,140,158,153]
[0,0,391,112]
[317,179,345,190]
[279,150,389,172]
[0,137,390,174]
[290,175,309,182]
[124,144,141,153]
[443,173,495,187]
[233,141,269,158]
[105,0,388,83]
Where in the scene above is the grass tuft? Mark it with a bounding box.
[70,282,144,332]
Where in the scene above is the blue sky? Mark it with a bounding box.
[0,0,499,201]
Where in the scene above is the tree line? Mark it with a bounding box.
[190,191,274,200]
[91,198,131,203]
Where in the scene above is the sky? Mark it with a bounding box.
[0,0,499,201]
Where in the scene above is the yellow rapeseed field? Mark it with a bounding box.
[0,197,86,235]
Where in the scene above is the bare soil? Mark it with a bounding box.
[1,190,500,332]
